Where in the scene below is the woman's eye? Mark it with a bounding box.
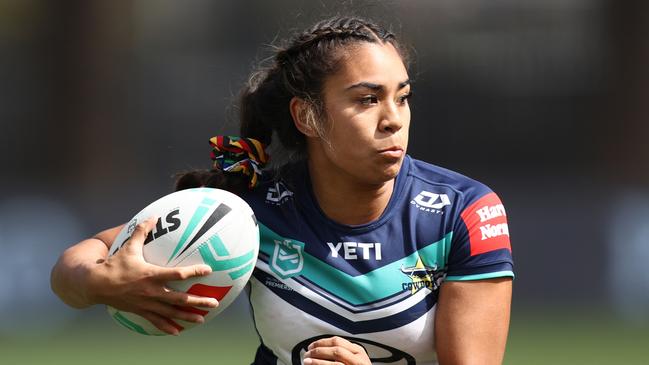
[359,95,379,105]
[398,91,413,105]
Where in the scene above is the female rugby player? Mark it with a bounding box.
[51,16,513,365]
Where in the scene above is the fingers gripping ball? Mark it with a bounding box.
[106,188,259,335]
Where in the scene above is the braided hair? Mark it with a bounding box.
[240,16,407,154]
[176,16,408,192]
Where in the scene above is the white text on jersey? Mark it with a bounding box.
[410,191,451,214]
[326,242,383,260]
[476,204,506,222]
[480,223,509,240]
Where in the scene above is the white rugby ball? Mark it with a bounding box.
[106,187,259,335]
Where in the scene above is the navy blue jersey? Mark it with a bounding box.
[241,155,513,365]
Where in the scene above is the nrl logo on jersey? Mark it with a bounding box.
[270,239,305,279]
[400,257,446,294]
[266,182,294,205]
[410,191,451,215]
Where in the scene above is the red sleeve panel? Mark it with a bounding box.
[460,192,511,257]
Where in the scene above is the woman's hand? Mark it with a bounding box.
[303,336,371,365]
[87,218,219,335]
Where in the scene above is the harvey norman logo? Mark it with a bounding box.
[476,203,509,240]
[460,192,511,256]
[410,191,451,214]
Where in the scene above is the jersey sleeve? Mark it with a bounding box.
[445,190,514,281]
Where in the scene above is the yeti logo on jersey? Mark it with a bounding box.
[400,257,445,294]
[266,182,294,205]
[326,242,382,260]
[271,239,305,278]
[410,191,451,214]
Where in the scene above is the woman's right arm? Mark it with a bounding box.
[50,218,219,335]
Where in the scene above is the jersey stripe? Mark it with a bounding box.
[251,272,437,334]
[256,257,428,318]
[446,270,514,281]
[259,223,452,307]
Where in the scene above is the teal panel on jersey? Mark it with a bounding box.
[259,223,452,306]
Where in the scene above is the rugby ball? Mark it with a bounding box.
[106,187,259,335]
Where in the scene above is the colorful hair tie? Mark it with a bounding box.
[209,136,269,189]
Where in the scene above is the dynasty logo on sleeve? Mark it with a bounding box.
[460,192,511,256]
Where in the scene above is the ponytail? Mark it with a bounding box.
[175,16,407,193]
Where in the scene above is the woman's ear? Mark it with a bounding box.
[289,97,319,138]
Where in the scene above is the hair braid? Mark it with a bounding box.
[267,17,406,144]
[176,16,408,192]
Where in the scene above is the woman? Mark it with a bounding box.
[51,16,513,365]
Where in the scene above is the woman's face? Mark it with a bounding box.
[311,41,411,186]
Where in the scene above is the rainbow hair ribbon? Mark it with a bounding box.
[209,136,269,189]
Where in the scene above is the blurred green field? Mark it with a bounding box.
[505,311,649,365]
[1,310,648,365]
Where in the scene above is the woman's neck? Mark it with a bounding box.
[307,160,395,226]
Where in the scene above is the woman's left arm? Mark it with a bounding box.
[434,277,512,365]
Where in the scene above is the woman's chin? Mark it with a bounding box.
[372,159,404,184]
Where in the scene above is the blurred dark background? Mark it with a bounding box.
[1,0,648,363]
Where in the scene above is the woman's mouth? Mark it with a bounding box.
[378,146,404,158]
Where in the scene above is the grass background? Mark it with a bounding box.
[2,308,648,365]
